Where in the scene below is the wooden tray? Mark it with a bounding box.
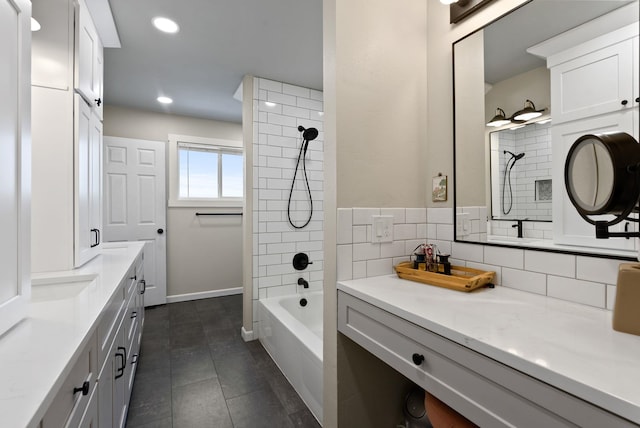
[394,261,496,292]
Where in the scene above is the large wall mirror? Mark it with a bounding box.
[453,0,639,258]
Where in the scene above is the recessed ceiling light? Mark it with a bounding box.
[440,0,458,4]
[31,17,41,31]
[157,96,173,104]
[152,17,179,34]
[264,101,277,107]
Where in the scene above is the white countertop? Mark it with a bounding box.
[337,275,640,425]
[0,242,144,428]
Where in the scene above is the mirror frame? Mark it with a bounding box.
[451,1,637,261]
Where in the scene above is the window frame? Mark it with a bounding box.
[168,134,243,208]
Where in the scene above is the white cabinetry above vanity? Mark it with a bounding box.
[31,0,105,272]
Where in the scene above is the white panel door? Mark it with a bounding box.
[104,137,167,306]
[0,0,30,337]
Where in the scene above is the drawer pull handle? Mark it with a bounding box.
[139,279,146,295]
[412,353,425,366]
[73,381,90,396]
[115,346,127,379]
[131,311,137,319]
[621,99,628,106]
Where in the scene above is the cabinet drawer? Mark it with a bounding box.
[41,333,97,428]
[338,291,634,428]
[97,281,126,368]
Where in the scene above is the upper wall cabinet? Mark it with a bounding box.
[529,7,640,252]
[31,0,105,272]
[0,0,31,336]
[75,0,104,120]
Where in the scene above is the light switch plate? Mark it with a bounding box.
[371,215,393,243]
[456,213,470,238]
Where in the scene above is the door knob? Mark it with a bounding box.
[157,228,164,234]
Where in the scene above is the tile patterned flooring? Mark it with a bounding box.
[125,295,321,428]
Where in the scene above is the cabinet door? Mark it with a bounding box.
[0,0,30,337]
[75,95,94,266]
[551,39,633,124]
[75,0,100,109]
[98,321,127,428]
[93,44,104,120]
[90,111,102,247]
[75,96,102,267]
[552,110,636,251]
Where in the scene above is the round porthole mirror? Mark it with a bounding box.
[564,132,640,233]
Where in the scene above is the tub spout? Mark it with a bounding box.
[297,278,309,288]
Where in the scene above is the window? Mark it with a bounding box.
[168,135,243,207]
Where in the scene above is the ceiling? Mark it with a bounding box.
[103,0,323,123]
[482,0,636,85]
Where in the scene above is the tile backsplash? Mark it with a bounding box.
[337,206,623,310]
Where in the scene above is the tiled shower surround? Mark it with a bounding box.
[490,122,553,220]
[337,207,622,310]
[252,77,324,334]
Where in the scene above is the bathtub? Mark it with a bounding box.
[258,292,323,424]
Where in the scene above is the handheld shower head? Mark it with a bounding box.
[298,126,318,142]
[504,150,525,162]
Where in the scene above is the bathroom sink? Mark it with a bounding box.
[31,274,98,302]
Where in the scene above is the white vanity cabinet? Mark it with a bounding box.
[338,288,639,428]
[97,256,144,428]
[31,0,105,272]
[40,334,97,428]
[0,0,31,337]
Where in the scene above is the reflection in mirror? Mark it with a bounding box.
[566,139,615,213]
[453,0,639,258]
[490,120,552,221]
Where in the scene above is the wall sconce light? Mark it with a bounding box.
[486,100,547,128]
[486,108,510,127]
[512,99,545,121]
[448,0,494,23]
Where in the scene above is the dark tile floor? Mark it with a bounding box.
[125,294,321,428]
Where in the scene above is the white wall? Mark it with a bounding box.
[103,105,244,299]
[324,0,428,426]
[250,77,324,335]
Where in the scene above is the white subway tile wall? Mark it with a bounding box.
[429,207,625,310]
[336,208,426,282]
[252,77,324,333]
[335,206,627,310]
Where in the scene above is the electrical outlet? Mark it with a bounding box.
[371,215,393,243]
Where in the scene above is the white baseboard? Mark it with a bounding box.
[241,326,256,342]
[166,287,243,304]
